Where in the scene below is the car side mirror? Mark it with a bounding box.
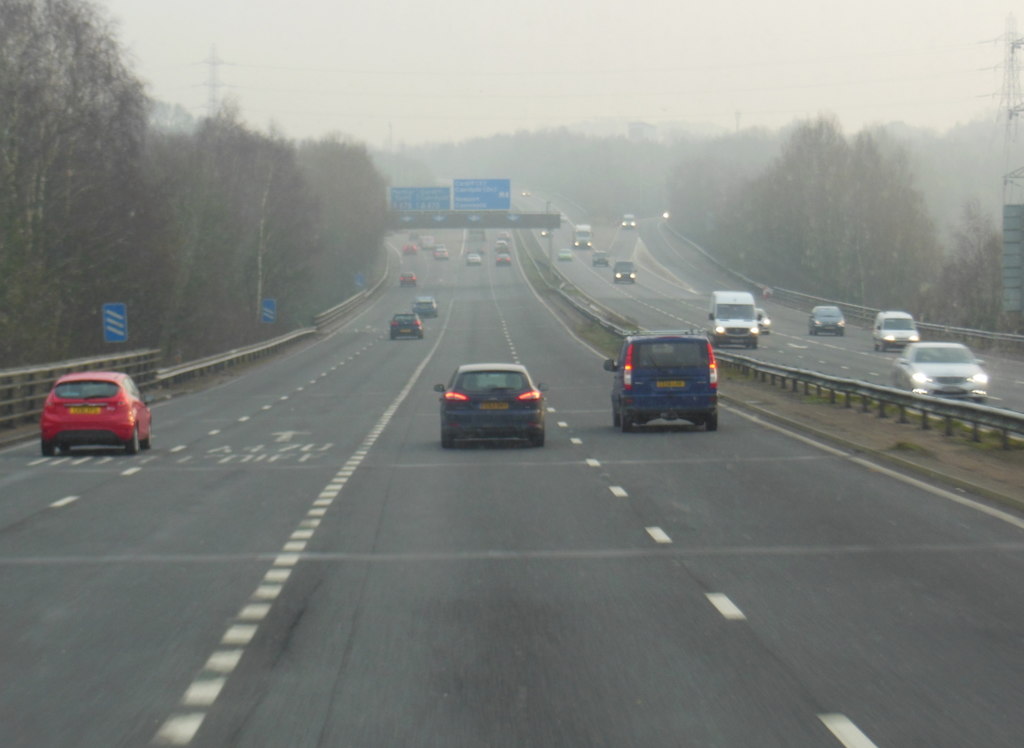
[603,359,618,372]
[896,358,908,365]
[433,384,446,393]
[976,359,985,367]
[142,394,152,404]
[708,312,713,321]
[537,383,548,392]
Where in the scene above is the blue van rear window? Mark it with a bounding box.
[634,342,707,367]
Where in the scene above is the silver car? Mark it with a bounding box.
[891,342,988,401]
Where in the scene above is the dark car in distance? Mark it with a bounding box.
[412,296,438,318]
[390,313,424,339]
[434,363,546,448]
[809,305,845,335]
[613,261,636,283]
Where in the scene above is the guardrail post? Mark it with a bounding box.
[944,416,954,437]
[877,400,887,419]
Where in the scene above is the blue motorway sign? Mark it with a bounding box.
[260,298,277,324]
[453,179,511,211]
[102,302,127,343]
[388,187,451,211]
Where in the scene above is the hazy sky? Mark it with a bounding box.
[97,0,1022,147]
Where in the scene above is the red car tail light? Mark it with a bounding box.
[516,390,542,401]
[444,391,470,401]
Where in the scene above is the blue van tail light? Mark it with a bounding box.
[707,342,718,388]
[623,344,634,389]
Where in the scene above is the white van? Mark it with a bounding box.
[872,311,920,351]
[708,291,759,348]
[572,224,593,249]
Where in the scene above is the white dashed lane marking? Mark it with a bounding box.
[50,496,79,508]
[645,527,672,544]
[706,593,746,621]
[818,714,880,748]
[609,486,628,498]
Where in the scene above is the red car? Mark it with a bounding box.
[399,272,417,287]
[40,371,153,455]
[402,243,418,254]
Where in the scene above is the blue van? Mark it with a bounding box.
[603,332,718,432]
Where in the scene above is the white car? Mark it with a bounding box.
[891,342,988,401]
[557,248,574,262]
[465,252,482,265]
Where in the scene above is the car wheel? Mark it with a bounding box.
[125,427,140,455]
[41,439,55,457]
[873,341,879,351]
[530,430,545,448]
[441,430,455,449]
[705,413,718,432]
[838,330,845,336]
[140,430,151,450]
[620,412,633,433]
[612,406,621,427]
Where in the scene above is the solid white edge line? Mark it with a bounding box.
[705,592,747,621]
[728,407,1024,531]
[818,713,880,748]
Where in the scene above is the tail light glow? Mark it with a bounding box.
[444,391,470,401]
[623,344,634,389]
[516,390,542,401]
[707,342,718,389]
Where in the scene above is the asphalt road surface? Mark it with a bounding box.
[1,231,1022,747]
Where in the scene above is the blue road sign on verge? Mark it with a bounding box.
[261,298,277,324]
[453,179,511,210]
[389,187,451,211]
[102,303,127,343]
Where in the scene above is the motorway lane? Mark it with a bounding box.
[1,229,1022,746]
[184,247,841,747]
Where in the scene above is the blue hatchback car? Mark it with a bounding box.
[604,332,718,432]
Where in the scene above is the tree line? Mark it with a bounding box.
[406,119,1014,332]
[0,0,388,369]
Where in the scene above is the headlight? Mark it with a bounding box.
[969,372,989,385]
[911,372,932,384]
[714,326,726,334]
[909,334,920,342]
[629,273,636,279]
[883,335,896,341]
[750,327,760,335]
[837,320,845,327]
